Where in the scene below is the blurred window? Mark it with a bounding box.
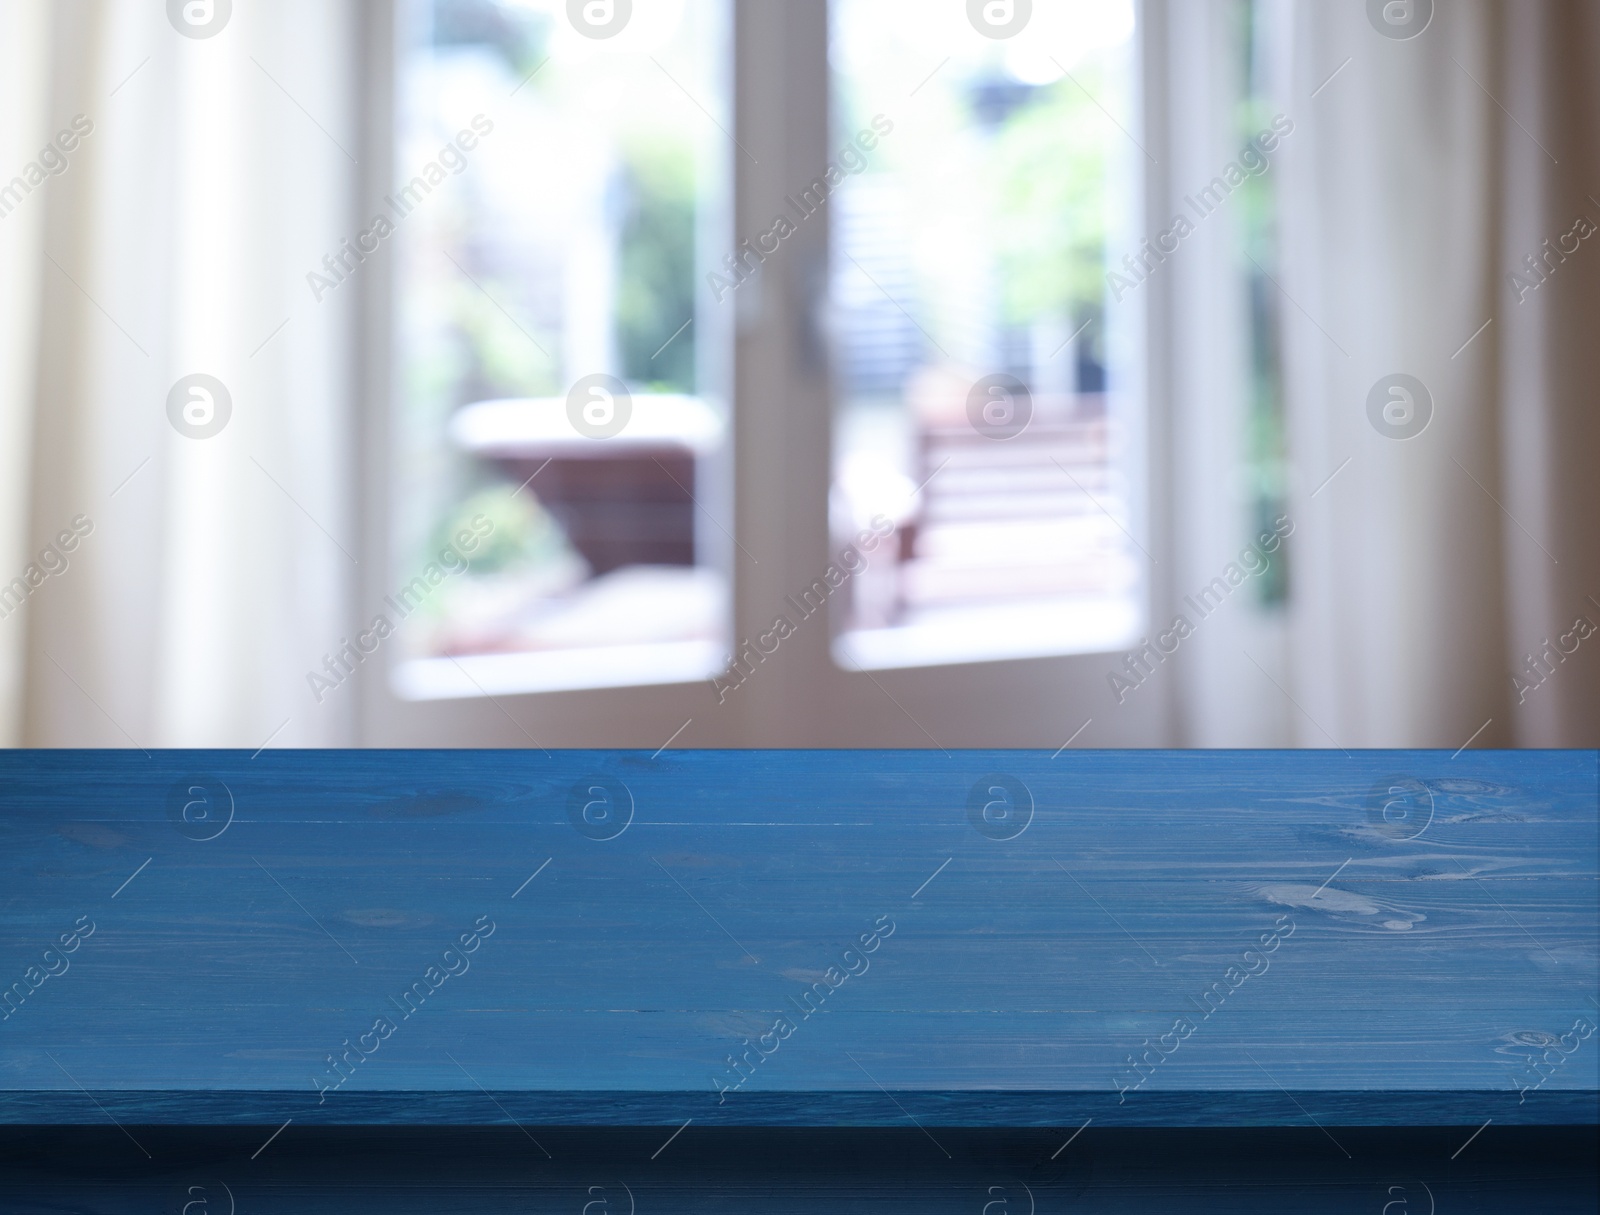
[828,0,1143,670]
[391,0,732,698]
[387,0,1144,702]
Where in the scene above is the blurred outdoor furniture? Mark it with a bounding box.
[450,394,722,574]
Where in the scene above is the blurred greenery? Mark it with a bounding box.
[451,275,560,401]
[616,135,697,392]
[990,73,1111,336]
[433,485,576,577]
[1236,0,1288,606]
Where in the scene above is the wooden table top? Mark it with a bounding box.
[1,749,1595,1127]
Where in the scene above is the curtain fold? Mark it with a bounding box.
[3,0,1594,748]
[0,0,50,746]
[1493,0,1600,747]
[1276,0,1505,748]
[1269,0,1598,748]
[0,0,361,747]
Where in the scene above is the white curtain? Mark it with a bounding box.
[1275,0,1599,748]
[0,0,49,746]
[4,0,1595,749]
[0,0,361,747]
[1159,0,1599,749]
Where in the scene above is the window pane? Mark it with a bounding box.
[829,0,1143,669]
[390,0,731,698]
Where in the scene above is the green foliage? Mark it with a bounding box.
[616,135,697,392]
[433,485,575,577]
[1236,0,1289,607]
[990,75,1111,326]
[451,278,559,401]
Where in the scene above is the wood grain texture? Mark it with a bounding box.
[0,750,1595,1127]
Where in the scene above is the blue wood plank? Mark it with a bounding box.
[1,750,1595,1126]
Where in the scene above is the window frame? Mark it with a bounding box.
[355,0,1172,749]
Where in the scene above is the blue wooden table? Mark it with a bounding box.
[1,750,1595,1128]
